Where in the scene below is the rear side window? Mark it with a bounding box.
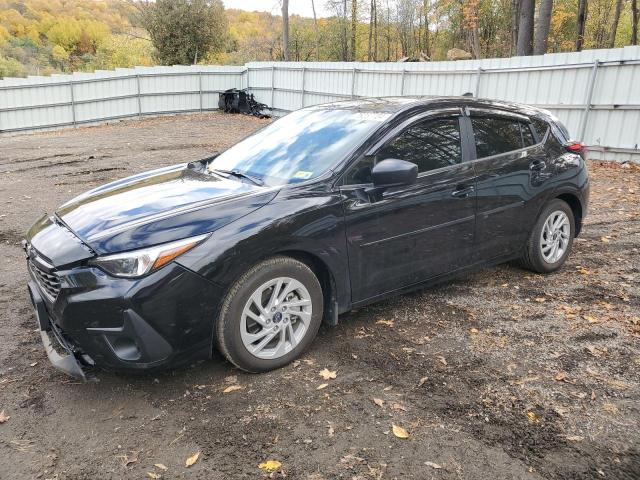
[377,118,462,173]
[471,117,522,158]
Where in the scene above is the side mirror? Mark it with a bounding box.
[371,158,418,188]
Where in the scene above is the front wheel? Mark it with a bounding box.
[216,256,323,372]
[518,199,575,273]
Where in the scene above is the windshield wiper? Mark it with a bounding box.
[210,169,264,186]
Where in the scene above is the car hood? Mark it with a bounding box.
[54,163,278,255]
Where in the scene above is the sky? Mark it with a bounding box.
[222,0,332,18]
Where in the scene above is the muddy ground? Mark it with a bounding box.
[0,113,638,480]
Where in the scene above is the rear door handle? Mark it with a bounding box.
[530,159,546,171]
[451,184,475,198]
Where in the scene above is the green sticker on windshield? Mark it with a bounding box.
[293,170,313,179]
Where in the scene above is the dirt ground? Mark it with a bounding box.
[0,112,638,480]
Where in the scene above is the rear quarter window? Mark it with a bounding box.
[530,117,550,141]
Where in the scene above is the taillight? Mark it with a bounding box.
[565,141,587,159]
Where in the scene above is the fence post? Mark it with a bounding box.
[68,81,76,126]
[300,65,306,108]
[198,70,203,112]
[351,67,357,98]
[271,66,276,109]
[474,67,483,97]
[579,60,600,141]
[135,73,142,118]
[400,69,407,95]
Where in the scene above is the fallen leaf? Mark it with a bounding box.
[326,421,335,437]
[119,451,139,467]
[391,403,407,412]
[223,385,243,394]
[526,411,540,424]
[602,403,619,414]
[392,424,410,439]
[425,461,442,469]
[0,410,9,423]
[316,383,328,390]
[258,460,282,471]
[582,314,599,323]
[418,376,429,387]
[437,356,448,366]
[185,452,200,467]
[147,473,161,479]
[534,297,546,303]
[319,368,337,380]
[375,319,394,327]
[373,398,385,407]
[154,464,168,471]
[469,328,479,334]
[565,435,584,442]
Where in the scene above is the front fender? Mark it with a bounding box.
[176,189,351,313]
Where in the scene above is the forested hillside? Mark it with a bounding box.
[1,0,638,78]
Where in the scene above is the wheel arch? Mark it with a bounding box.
[273,249,341,326]
[555,192,583,236]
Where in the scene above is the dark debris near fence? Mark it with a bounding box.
[218,88,271,119]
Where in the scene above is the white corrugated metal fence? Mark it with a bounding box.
[1,47,639,161]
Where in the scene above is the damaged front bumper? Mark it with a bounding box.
[28,281,90,381]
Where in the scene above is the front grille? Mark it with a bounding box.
[28,259,61,301]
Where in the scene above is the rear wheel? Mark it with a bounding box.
[216,256,323,372]
[518,199,575,273]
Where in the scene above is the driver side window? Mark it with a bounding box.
[343,117,462,185]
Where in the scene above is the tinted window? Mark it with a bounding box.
[209,108,389,186]
[530,117,550,141]
[545,130,566,157]
[344,155,375,185]
[378,118,462,172]
[471,117,523,158]
[520,123,536,146]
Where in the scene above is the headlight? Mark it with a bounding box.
[91,234,209,278]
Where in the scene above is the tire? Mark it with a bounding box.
[518,199,575,274]
[216,256,323,373]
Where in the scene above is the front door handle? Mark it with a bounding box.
[530,159,546,171]
[451,184,475,198]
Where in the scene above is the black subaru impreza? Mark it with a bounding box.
[24,97,589,379]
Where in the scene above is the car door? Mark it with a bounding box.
[340,110,477,303]
[468,109,552,261]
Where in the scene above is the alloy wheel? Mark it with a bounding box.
[540,210,571,263]
[240,277,312,359]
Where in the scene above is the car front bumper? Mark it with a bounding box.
[27,259,223,380]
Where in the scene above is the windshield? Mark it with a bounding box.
[208,108,389,186]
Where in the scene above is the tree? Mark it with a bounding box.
[632,0,639,45]
[311,0,320,60]
[282,0,290,60]
[533,0,553,54]
[608,0,623,47]
[511,0,520,54]
[463,0,481,59]
[141,0,227,65]
[422,0,430,57]
[576,0,588,50]
[351,0,357,60]
[516,0,535,55]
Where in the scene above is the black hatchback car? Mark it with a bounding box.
[24,97,589,379]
